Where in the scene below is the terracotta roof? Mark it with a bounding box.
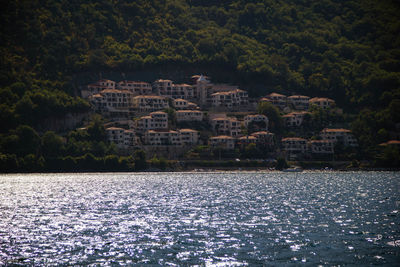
[155,79,173,83]
[282,137,307,141]
[150,111,167,115]
[288,95,309,99]
[379,140,400,146]
[106,127,125,131]
[100,89,127,94]
[134,95,166,99]
[238,136,257,140]
[268,92,286,97]
[309,139,332,143]
[310,97,334,102]
[179,129,199,133]
[176,109,202,113]
[210,135,234,140]
[322,128,351,133]
[251,131,273,135]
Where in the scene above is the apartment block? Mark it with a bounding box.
[263,93,287,109]
[135,111,168,134]
[308,140,334,154]
[153,79,195,100]
[282,111,309,127]
[320,128,358,147]
[105,127,136,149]
[244,114,269,130]
[211,89,248,108]
[117,81,152,95]
[209,135,235,150]
[179,129,200,146]
[210,116,241,137]
[287,95,310,110]
[173,99,199,110]
[309,97,335,110]
[176,110,204,123]
[144,130,182,146]
[281,137,307,155]
[132,95,169,112]
[89,89,134,113]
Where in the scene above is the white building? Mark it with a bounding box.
[179,129,200,146]
[282,111,310,127]
[144,130,182,146]
[83,79,116,98]
[176,110,204,123]
[281,137,307,155]
[117,80,152,95]
[132,95,169,112]
[209,135,235,150]
[244,114,269,130]
[309,97,335,110]
[135,111,168,133]
[89,89,134,114]
[210,116,241,137]
[173,99,199,110]
[320,128,358,147]
[153,79,195,100]
[264,93,287,109]
[105,127,136,149]
[192,75,214,106]
[237,135,257,148]
[308,140,334,154]
[251,131,275,148]
[211,89,248,108]
[287,95,310,110]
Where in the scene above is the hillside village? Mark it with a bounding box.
[80,75,358,163]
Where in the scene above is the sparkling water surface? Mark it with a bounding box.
[0,172,399,265]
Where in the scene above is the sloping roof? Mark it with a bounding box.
[106,127,125,131]
[282,137,307,141]
[210,135,234,140]
[322,128,351,133]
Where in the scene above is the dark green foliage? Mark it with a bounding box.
[275,157,289,170]
[257,102,283,132]
[134,149,147,171]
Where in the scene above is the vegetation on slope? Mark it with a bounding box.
[0,0,399,170]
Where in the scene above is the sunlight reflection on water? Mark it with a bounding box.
[0,172,399,265]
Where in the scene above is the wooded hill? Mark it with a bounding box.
[0,0,399,168]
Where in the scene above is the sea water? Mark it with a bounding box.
[0,172,399,265]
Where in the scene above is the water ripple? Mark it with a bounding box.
[0,172,399,265]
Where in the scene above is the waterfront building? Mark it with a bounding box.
[281,137,308,156]
[209,135,235,150]
[320,128,358,147]
[308,140,334,154]
[251,131,275,148]
[144,130,182,146]
[105,127,136,149]
[179,129,200,146]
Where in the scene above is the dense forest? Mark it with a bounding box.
[1,0,399,170]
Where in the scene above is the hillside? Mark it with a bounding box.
[0,0,399,169]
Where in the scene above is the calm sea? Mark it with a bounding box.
[0,172,399,265]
